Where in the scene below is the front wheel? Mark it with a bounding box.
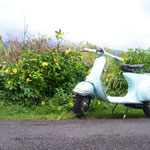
[143,102,150,118]
[73,94,91,116]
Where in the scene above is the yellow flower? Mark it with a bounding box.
[41,101,45,105]
[68,100,73,106]
[5,69,9,73]
[41,69,44,72]
[106,79,109,82]
[15,64,18,67]
[125,58,128,61]
[88,69,92,74]
[58,33,63,38]
[8,81,12,84]
[12,68,17,74]
[97,101,101,105]
[18,60,22,63]
[24,98,28,102]
[66,50,70,54]
[58,67,61,70]
[21,69,24,73]
[26,78,32,82]
[56,62,59,66]
[58,106,63,110]
[55,33,64,38]
[80,56,83,60]
[42,62,48,67]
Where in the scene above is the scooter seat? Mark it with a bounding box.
[121,64,144,72]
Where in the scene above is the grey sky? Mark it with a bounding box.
[0,0,150,50]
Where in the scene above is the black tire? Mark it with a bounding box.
[143,102,150,118]
[73,94,91,116]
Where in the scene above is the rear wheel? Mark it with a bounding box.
[73,94,91,116]
[143,102,150,118]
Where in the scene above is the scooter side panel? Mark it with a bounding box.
[136,78,150,101]
[104,71,150,104]
[123,73,150,102]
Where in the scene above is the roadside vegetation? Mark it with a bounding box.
[0,30,150,119]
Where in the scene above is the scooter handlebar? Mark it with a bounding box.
[81,48,96,53]
[104,52,124,62]
[114,56,124,62]
[82,48,124,62]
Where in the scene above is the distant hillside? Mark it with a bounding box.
[109,49,124,56]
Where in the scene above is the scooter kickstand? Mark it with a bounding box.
[112,104,118,115]
[123,107,129,119]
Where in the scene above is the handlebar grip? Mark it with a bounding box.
[83,48,96,53]
[81,50,89,52]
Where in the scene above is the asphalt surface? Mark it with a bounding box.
[0,119,150,150]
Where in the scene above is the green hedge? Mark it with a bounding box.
[0,49,89,105]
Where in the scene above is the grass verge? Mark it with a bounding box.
[0,100,146,120]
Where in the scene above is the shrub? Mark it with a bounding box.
[105,48,150,96]
[126,48,150,72]
[1,49,89,105]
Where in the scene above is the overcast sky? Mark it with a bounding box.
[0,0,150,50]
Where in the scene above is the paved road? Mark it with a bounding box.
[0,119,150,150]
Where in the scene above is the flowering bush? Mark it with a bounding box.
[1,49,89,105]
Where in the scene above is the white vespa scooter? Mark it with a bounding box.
[73,48,150,118]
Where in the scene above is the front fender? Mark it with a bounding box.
[73,81,94,98]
